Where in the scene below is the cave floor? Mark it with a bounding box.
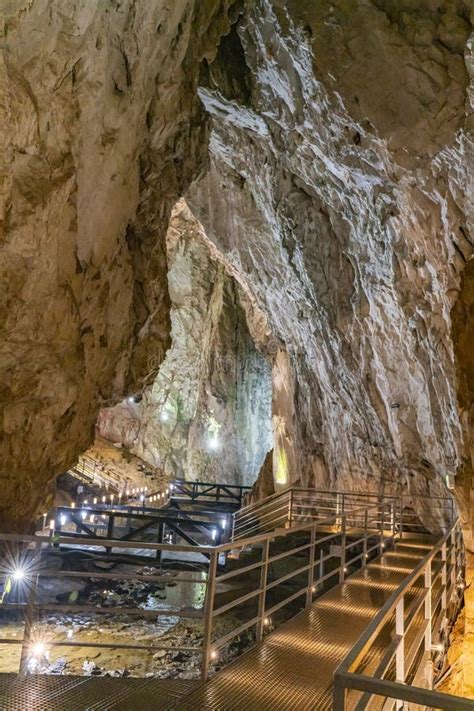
[0,535,435,710]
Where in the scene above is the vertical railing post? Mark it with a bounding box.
[19,541,42,677]
[333,679,347,711]
[441,542,447,610]
[288,490,294,528]
[424,559,433,689]
[319,548,324,588]
[399,495,404,540]
[395,596,405,709]
[201,550,218,681]
[339,514,347,583]
[380,503,385,552]
[306,525,317,609]
[363,509,368,566]
[450,529,456,595]
[256,538,270,641]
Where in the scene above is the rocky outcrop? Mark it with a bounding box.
[186,0,473,532]
[98,201,273,486]
[0,0,235,530]
[0,0,472,534]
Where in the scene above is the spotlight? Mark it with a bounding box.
[207,436,219,452]
[12,568,25,582]
[32,642,45,657]
[49,519,55,530]
[60,514,67,526]
[93,497,97,505]
[263,617,271,626]
[71,502,75,509]
[311,585,316,593]
[211,528,217,541]
[81,510,87,520]
[127,396,136,404]
[160,411,169,422]
[344,567,348,573]
[221,519,227,530]
[210,649,218,661]
[102,496,106,503]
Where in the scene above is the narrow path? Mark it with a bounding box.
[173,537,434,711]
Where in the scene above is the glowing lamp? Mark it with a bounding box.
[12,568,25,582]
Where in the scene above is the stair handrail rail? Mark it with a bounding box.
[333,516,464,710]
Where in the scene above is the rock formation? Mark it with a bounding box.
[98,200,272,485]
[0,0,473,539]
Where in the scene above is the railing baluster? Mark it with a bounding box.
[442,542,447,610]
[339,514,347,583]
[424,559,433,689]
[395,596,405,709]
[19,541,42,677]
[201,550,218,681]
[306,525,317,609]
[256,539,270,641]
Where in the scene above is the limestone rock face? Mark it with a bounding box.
[98,201,273,486]
[186,0,474,534]
[0,0,473,536]
[0,0,234,530]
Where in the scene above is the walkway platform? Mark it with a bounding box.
[174,535,434,711]
[0,535,434,711]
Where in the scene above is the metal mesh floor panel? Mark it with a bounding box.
[175,537,432,711]
[0,536,432,711]
[0,673,197,710]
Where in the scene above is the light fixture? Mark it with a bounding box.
[127,396,136,404]
[93,497,97,505]
[160,411,169,422]
[60,514,67,526]
[210,649,218,661]
[83,500,88,506]
[140,495,145,502]
[170,484,174,491]
[311,585,316,593]
[211,528,217,541]
[221,519,227,530]
[32,642,45,657]
[71,502,75,509]
[49,519,55,530]
[102,496,106,503]
[344,567,348,573]
[12,568,25,582]
[207,436,220,452]
[81,510,87,520]
[263,617,271,626]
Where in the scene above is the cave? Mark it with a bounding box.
[0,1,472,709]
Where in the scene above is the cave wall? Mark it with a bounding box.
[0,0,235,530]
[98,201,273,486]
[186,0,474,532]
[1,0,472,533]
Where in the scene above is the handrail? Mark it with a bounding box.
[333,516,464,710]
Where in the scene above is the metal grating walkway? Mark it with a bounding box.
[173,537,434,711]
[0,537,433,711]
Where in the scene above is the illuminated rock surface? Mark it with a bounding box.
[0,1,473,539]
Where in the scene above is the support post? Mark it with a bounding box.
[156,522,164,565]
[339,515,347,583]
[380,503,385,553]
[306,525,317,609]
[201,550,218,682]
[424,560,433,688]
[333,681,347,711]
[19,542,42,677]
[395,596,405,710]
[256,538,270,640]
[363,509,368,566]
[442,543,447,610]
[288,490,294,528]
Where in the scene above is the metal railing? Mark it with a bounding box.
[333,518,466,710]
[171,480,252,509]
[0,498,395,681]
[232,487,456,542]
[51,503,231,551]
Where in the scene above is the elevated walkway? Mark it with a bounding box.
[0,485,466,710]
